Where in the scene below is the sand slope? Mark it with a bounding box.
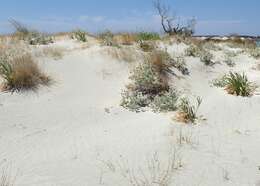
[1,40,260,186]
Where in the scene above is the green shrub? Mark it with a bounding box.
[213,72,253,96]
[225,72,253,96]
[130,59,169,95]
[120,90,151,112]
[223,56,235,67]
[249,48,260,59]
[185,45,201,57]
[177,97,202,124]
[171,56,189,75]
[212,75,229,87]
[72,30,87,42]
[139,41,155,52]
[137,32,160,41]
[98,30,116,46]
[200,50,213,65]
[152,89,178,112]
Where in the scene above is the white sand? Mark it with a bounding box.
[1,39,260,186]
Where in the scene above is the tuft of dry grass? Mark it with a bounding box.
[113,33,137,45]
[39,47,65,60]
[0,54,51,92]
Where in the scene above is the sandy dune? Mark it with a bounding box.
[1,38,260,186]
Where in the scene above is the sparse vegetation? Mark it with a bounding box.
[139,41,155,52]
[223,55,235,67]
[200,50,213,65]
[72,30,87,42]
[185,45,201,57]
[136,32,160,41]
[249,48,260,59]
[0,54,51,92]
[98,30,117,46]
[152,89,179,112]
[213,72,253,96]
[10,19,53,45]
[176,97,202,124]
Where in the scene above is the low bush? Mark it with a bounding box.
[223,56,235,67]
[213,72,253,96]
[185,45,201,57]
[139,41,155,52]
[177,97,202,124]
[152,89,178,112]
[249,48,260,59]
[98,30,116,46]
[200,50,213,65]
[120,90,151,112]
[0,54,51,92]
[129,58,169,95]
[72,30,87,42]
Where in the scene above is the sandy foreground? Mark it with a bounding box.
[1,37,260,186]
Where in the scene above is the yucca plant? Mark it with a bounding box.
[225,72,252,96]
[72,30,87,42]
[177,97,202,124]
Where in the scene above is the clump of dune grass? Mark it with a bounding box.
[226,37,256,49]
[200,50,214,65]
[72,30,87,42]
[98,30,117,46]
[0,54,51,92]
[176,97,202,124]
[202,41,221,51]
[249,48,260,59]
[223,55,235,67]
[185,45,201,57]
[213,72,253,96]
[152,89,178,112]
[136,32,160,41]
[139,41,155,52]
[10,19,53,45]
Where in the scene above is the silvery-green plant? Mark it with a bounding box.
[185,45,201,57]
[72,30,87,42]
[120,90,151,112]
[178,97,202,123]
[249,48,260,59]
[200,50,213,65]
[152,89,179,112]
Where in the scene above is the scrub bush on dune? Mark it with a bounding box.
[0,54,51,92]
[213,72,253,97]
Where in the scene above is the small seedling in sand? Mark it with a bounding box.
[176,97,202,124]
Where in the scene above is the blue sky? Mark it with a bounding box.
[0,0,259,35]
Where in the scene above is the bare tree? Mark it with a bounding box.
[154,0,196,36]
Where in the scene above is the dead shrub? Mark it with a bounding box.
[0,54,51,92]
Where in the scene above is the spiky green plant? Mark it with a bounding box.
[225,72,252,96]
[72,30,87,42]
[177,97,202,123]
